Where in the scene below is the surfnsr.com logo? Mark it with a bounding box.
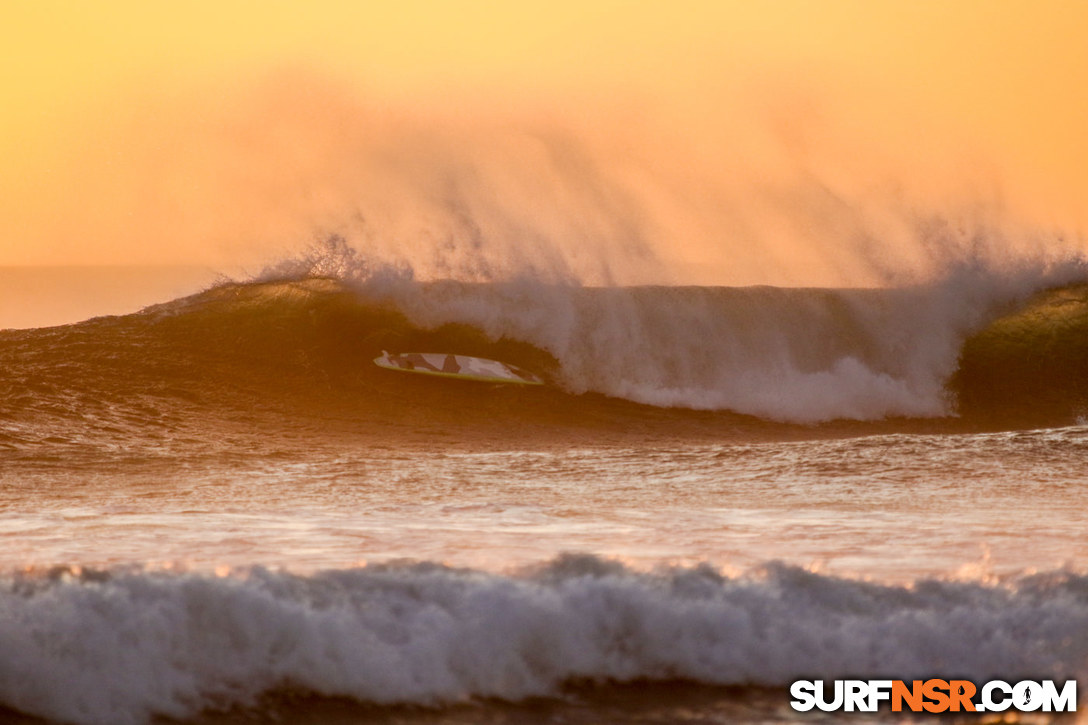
[790,679,1077,713]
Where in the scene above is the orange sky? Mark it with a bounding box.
[1,1,1086,285]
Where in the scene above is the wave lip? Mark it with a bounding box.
[1,556,1085,725]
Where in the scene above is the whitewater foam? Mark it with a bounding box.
[1,557,1085,725]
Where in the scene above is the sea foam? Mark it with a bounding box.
[1,556,1085,724]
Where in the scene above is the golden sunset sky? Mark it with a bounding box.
[2,1,1086,286]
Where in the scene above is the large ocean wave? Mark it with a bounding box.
[2,264,1087,435]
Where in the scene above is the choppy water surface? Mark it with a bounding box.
[5,427,1087,579]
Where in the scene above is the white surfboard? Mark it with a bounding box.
[374,351,544,386]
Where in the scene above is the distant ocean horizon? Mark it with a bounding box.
[0,265,224,330]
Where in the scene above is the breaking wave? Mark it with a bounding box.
[1,258,1087,435]
[1,556,1084,725]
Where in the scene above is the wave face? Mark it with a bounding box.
[1,557,1085,725]
[954,284,1088,425]
[1,271,1087,434]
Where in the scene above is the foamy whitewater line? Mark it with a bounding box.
[1,556,1085,725]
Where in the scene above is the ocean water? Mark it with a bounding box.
[1,269,1087,724]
